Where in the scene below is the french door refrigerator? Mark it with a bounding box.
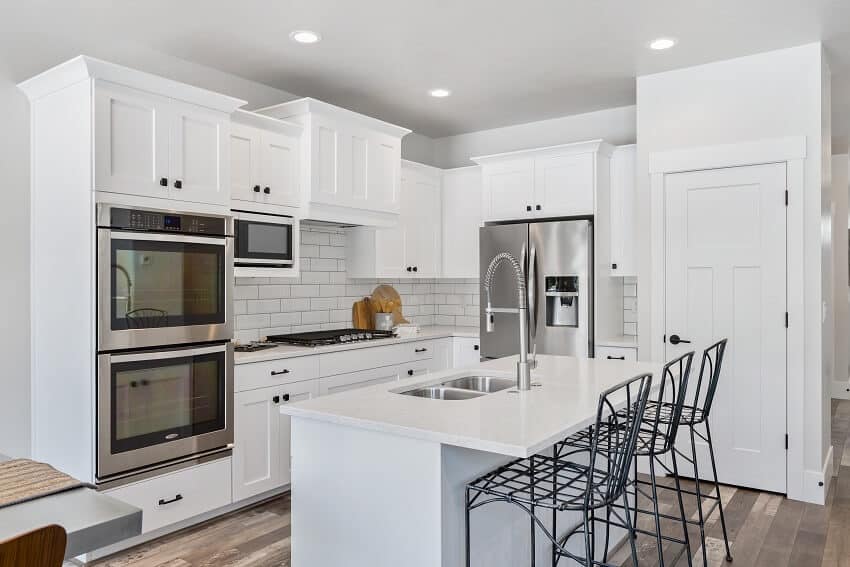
[479,219,593,359]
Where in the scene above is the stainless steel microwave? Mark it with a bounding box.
[233,210,297,277]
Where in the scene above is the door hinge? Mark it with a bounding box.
[785,190,789,206]
[785,434,789,450]
[785,312,789,328]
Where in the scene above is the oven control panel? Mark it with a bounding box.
[109,208,228,236]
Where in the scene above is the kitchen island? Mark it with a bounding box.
[281,354,658,567]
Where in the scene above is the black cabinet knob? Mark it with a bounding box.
[174,180,183,189]
[407,369,414,376]
[526,205,532,212]
[535,204,541,211]
[406,266,412,272]
[282,393,290,402]
[412,266,418,272]
[159,177,168,187]
[473,345,479,351]
[668,334,691,345]
[264,187,271,194]
[253,185,261,193]
[272,395,280,404]
[612,263,618,270]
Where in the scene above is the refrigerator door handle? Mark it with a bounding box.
[528,244,538,340]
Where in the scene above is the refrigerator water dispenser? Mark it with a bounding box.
[545,276,579,327]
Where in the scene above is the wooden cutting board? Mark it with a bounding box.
[352,297,376,330]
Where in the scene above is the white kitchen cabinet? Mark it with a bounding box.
[595,345,637,361]
[452,337,481,368]
[94,80,232,206]
[233,379,319,502]
[473,140,612,222]
[259,98,410,226]
[230,110,302,210]
[318,365,404,395]
[346,160,442,278]
[608,145,637,276]
[441,167,482,278]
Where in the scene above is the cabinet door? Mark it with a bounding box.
[374,173,412,278]
[442,168,482,278]
[94,81,169,198]
[609,146,636,276]
[230,123,262,204]
[533,153,595,217]
[408,173,442,278]
[482,160,534,221]
[318,366,402,396]
[260,131,300,208]
[367,132,402,213]
[278,379,320,487]
[452,337,481,368]
[232,387,280,501]
[308,116,344,206]
[169,101,229,206]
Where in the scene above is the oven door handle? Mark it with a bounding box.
[105,343,230,364]
[105,231,228,246]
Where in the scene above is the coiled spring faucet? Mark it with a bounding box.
[483,252,533,391]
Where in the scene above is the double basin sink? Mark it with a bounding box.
[397,374,516,400]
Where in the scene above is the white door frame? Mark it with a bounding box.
[648,136,810,502]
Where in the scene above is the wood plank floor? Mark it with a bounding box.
[85,400,850,567]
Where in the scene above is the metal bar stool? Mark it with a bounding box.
[646,338,733,566]
[559,351,696,567]
[465,373,653,567]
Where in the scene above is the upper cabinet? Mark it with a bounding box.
[608,145,637,277]
[230,110,302,210]
[472,140,613,222]
[21,57,246,209]
[347,160,442,279]
[441,166,482,279]
[259,98,411,226]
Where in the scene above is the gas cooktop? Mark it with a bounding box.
[266,328,395,347]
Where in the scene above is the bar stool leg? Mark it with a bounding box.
[465,487,472,567]
[688,425,709,567]
[670,450,694,567]
[705,422,733,562]
[622,489,640,567]
[648,454,667,567]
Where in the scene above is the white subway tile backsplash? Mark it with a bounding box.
[233,226,480,336]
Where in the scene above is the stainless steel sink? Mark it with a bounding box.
[401,386,485,400]
[439,376,515,393]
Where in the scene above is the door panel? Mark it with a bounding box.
[233,387,278,501]
[170,103,228,206]
[533,153,594,217]
[665,163,787,492]
[484,160,534,221]
[261,131,299,208]
[278,380,320,487]
[479,223,528,359]
[230,123,261,203]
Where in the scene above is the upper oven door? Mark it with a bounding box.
[234,213,294,265]
[98,230,233,352]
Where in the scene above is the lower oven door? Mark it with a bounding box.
[97,342,234,480]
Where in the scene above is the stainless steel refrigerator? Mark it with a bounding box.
[479,219,593,359]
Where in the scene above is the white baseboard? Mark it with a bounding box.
[800,445,833,505]
[78,486,289,564]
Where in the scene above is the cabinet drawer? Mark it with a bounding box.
[105,457,232,534]
[320,340,435,377]
[235,355,320,393]
[318,365,402,396]
[596,345,637,361]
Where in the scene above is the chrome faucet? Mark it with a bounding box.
[483,252,532,391]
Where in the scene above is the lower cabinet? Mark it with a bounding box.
[232,379,319,501]
[452,337,481,368]
[595,345,637,361]
[318,364,405,396]
[105,457,232,534]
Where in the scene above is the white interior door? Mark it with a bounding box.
[665,163,787,493]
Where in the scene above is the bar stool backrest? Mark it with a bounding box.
[590,372,653,507]
[686,338,728,424]
[647,351,694,454]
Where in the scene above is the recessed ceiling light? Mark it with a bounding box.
[290,30,321,44]
[649,37,677,50]
[429,88,451,98]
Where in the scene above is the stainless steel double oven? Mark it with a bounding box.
[96,204,234,481]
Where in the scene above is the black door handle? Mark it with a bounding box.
[407,369,414,376]
[415,348,427,353]
[272,395,280,404]
[271,369,290,376]
[253,185,261,193]
[264,186,271,194]
[406,266,412,272]
[412,266,418,272]
[159,177,168,187]
[158,494,183,506]
[473,345,479,351]
[535,204,541,211]
[526,205,532,211]
[607,355,626,360]
[282,393,290,402]
[173,180,183,189]
[669,334,691,345]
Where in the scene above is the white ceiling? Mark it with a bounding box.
[5,0,850,148]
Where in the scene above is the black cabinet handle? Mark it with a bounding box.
[415,347,427,353]
[158,494,183,506]
[669,334,691,345]
[173,180,183,189]
[253,185,261,193]
[535,204,541,211]
[272,395,280,404]
[473,345,479,351]
[264,186,271,194]
[611,263,618,270]
[271,369,290,376]
[412,266,418,272]
[526,205,532,212]
[407,369,414,376]
[406,266,412,272]
[159,177,168,187]
[282,393,290,402]
[606,355,626,360]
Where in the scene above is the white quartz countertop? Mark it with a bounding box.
[280,354,660,458]
[234,325,479,365]
[596,335,638,348]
